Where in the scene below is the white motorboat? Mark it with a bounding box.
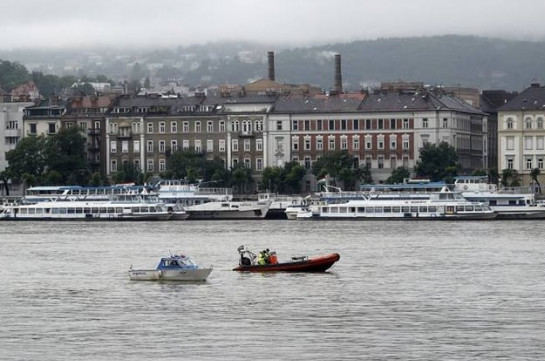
[129,253,212,281]
[184,200,271,220]
[284,204,312,220]
[297,187,497,220]
[454,176,545,219]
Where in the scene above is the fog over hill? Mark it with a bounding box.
[1,35,544,92]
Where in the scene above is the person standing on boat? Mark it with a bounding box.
[264,249,271,264]
[257,251,266,265]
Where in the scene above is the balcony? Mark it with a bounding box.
[238,130,255,137]
[88,143,100,152]
[4,129,21,137]
[116,131,132,139]
[88,128,101,136]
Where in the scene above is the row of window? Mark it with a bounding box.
[293,155,410,171]
[505,116,545,130]
[505,155,545,170]
[110,157,264,173]
[505,136,545,150]
[291,135,411,151]
[109,120,265,135]
[291,118,413,131]
[110,139,264,154]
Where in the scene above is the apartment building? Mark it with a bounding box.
[498,82,545,185]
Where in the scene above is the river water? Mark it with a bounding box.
[1,220,544,360]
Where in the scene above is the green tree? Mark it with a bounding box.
[530,168,541,193]
[230,165,253,194]
[45,127,89,184]
[414,142,459,182]
[0,60,30,91]
[501,168,520,187]
[386,166,411,184]
[284,162,306,193]
[5,135,48,182]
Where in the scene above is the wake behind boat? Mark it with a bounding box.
[129,253,212,281]
[233,245,340,272]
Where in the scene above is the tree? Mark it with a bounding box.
[501,168,520,187]
[530,168,541,193]
[0,60,30,91]
[6,135,48,182]
[45,127,89,184]
[414,142,459,182]
[230,165,253,194]
[386,167,411,184]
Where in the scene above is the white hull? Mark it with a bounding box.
[185,201,270,220]
[129,268,212,281]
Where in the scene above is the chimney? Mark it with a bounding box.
[268,51,275,81]
[334,54,343,93]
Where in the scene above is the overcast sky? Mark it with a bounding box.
[2,0,545,50]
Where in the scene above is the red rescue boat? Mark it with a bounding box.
[233,245,340,273]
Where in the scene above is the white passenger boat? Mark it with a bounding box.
[258,192,306,219]
[453,176,545,219]
[129,253,212,281]
[297,187,496,220]
[184,200,271,220]
[284,204,312,220]
[0,197,173,221]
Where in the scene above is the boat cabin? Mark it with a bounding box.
[156,255,198,270]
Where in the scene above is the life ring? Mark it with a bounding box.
[463,185,468,190]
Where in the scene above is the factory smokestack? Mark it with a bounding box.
[268,51,275,81]
[334,54,343,93]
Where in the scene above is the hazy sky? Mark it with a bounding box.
[2,0,545,50]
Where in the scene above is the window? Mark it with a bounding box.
[292,120,298,131]
[365,119,372,130]
[255,120,263,132]
[132,122,140,134]
[219,139,226,152]
[242,120,252,134]
[183,121,189,132]
[29,123,37,134]
[390,136,397,150]
[317,120,322,131]
[526,117,532,129]
[256,158,263,171]
[525,137,533,150]
[341,136,348,150]
[147,159,154,172]
[146,140,154,152]
[341,119,347,130]
[159,159,166,172]
[329,120,335,130]
[403,119,409,129]
[134,160,140,171]
[207,139,214,152]
[538,117,544,129]
[232,158,239,167]
[390,119,396,130]
[443,118,448,128]
[276,121,282,131]
[526,157,533,170]
[317,137,323,150]
[122,141,129,153]
[506,136,514,150]
[219,121,226,132]
[507,157,514,169]
[183,140,189,150]
[377,136,384,150]
[48,123,56,134]
[109,122,117,134]
[159,122,165,133]
[244,158,251,169]
[378,156,384,169]
[402,136,410,150]
[256,139,263,151]
[147,123,153,133]
[232,139,238,152]
[390,156,397,169]
[305,137,311,150]
[232,121,239,132]
[207,121,214,132]
[422,118,428,128]
[537,137,544,150]
[328,137,335,150]
[171,140,178,152]
[292,136,299,151]
[244,139,251,152]
[159,140,166,153]
[353,119,359,130]
[378,119,384,129]
[506,118,513,129]
[304,157,311,169]
[133,140,140,153]
[365,136,372,150]
[171,121,177,133]
[305,120,311,131]
[365,156,372,169]
[353,137,360,150]
[111,160,117,172]
[195,121,201,132]
[195,140,202,153]
[538,157,544,170]
[110,140,117,153]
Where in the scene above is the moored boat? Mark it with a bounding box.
[184,200,271,220]
[233,245,340,272]
[129,253,212,281]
